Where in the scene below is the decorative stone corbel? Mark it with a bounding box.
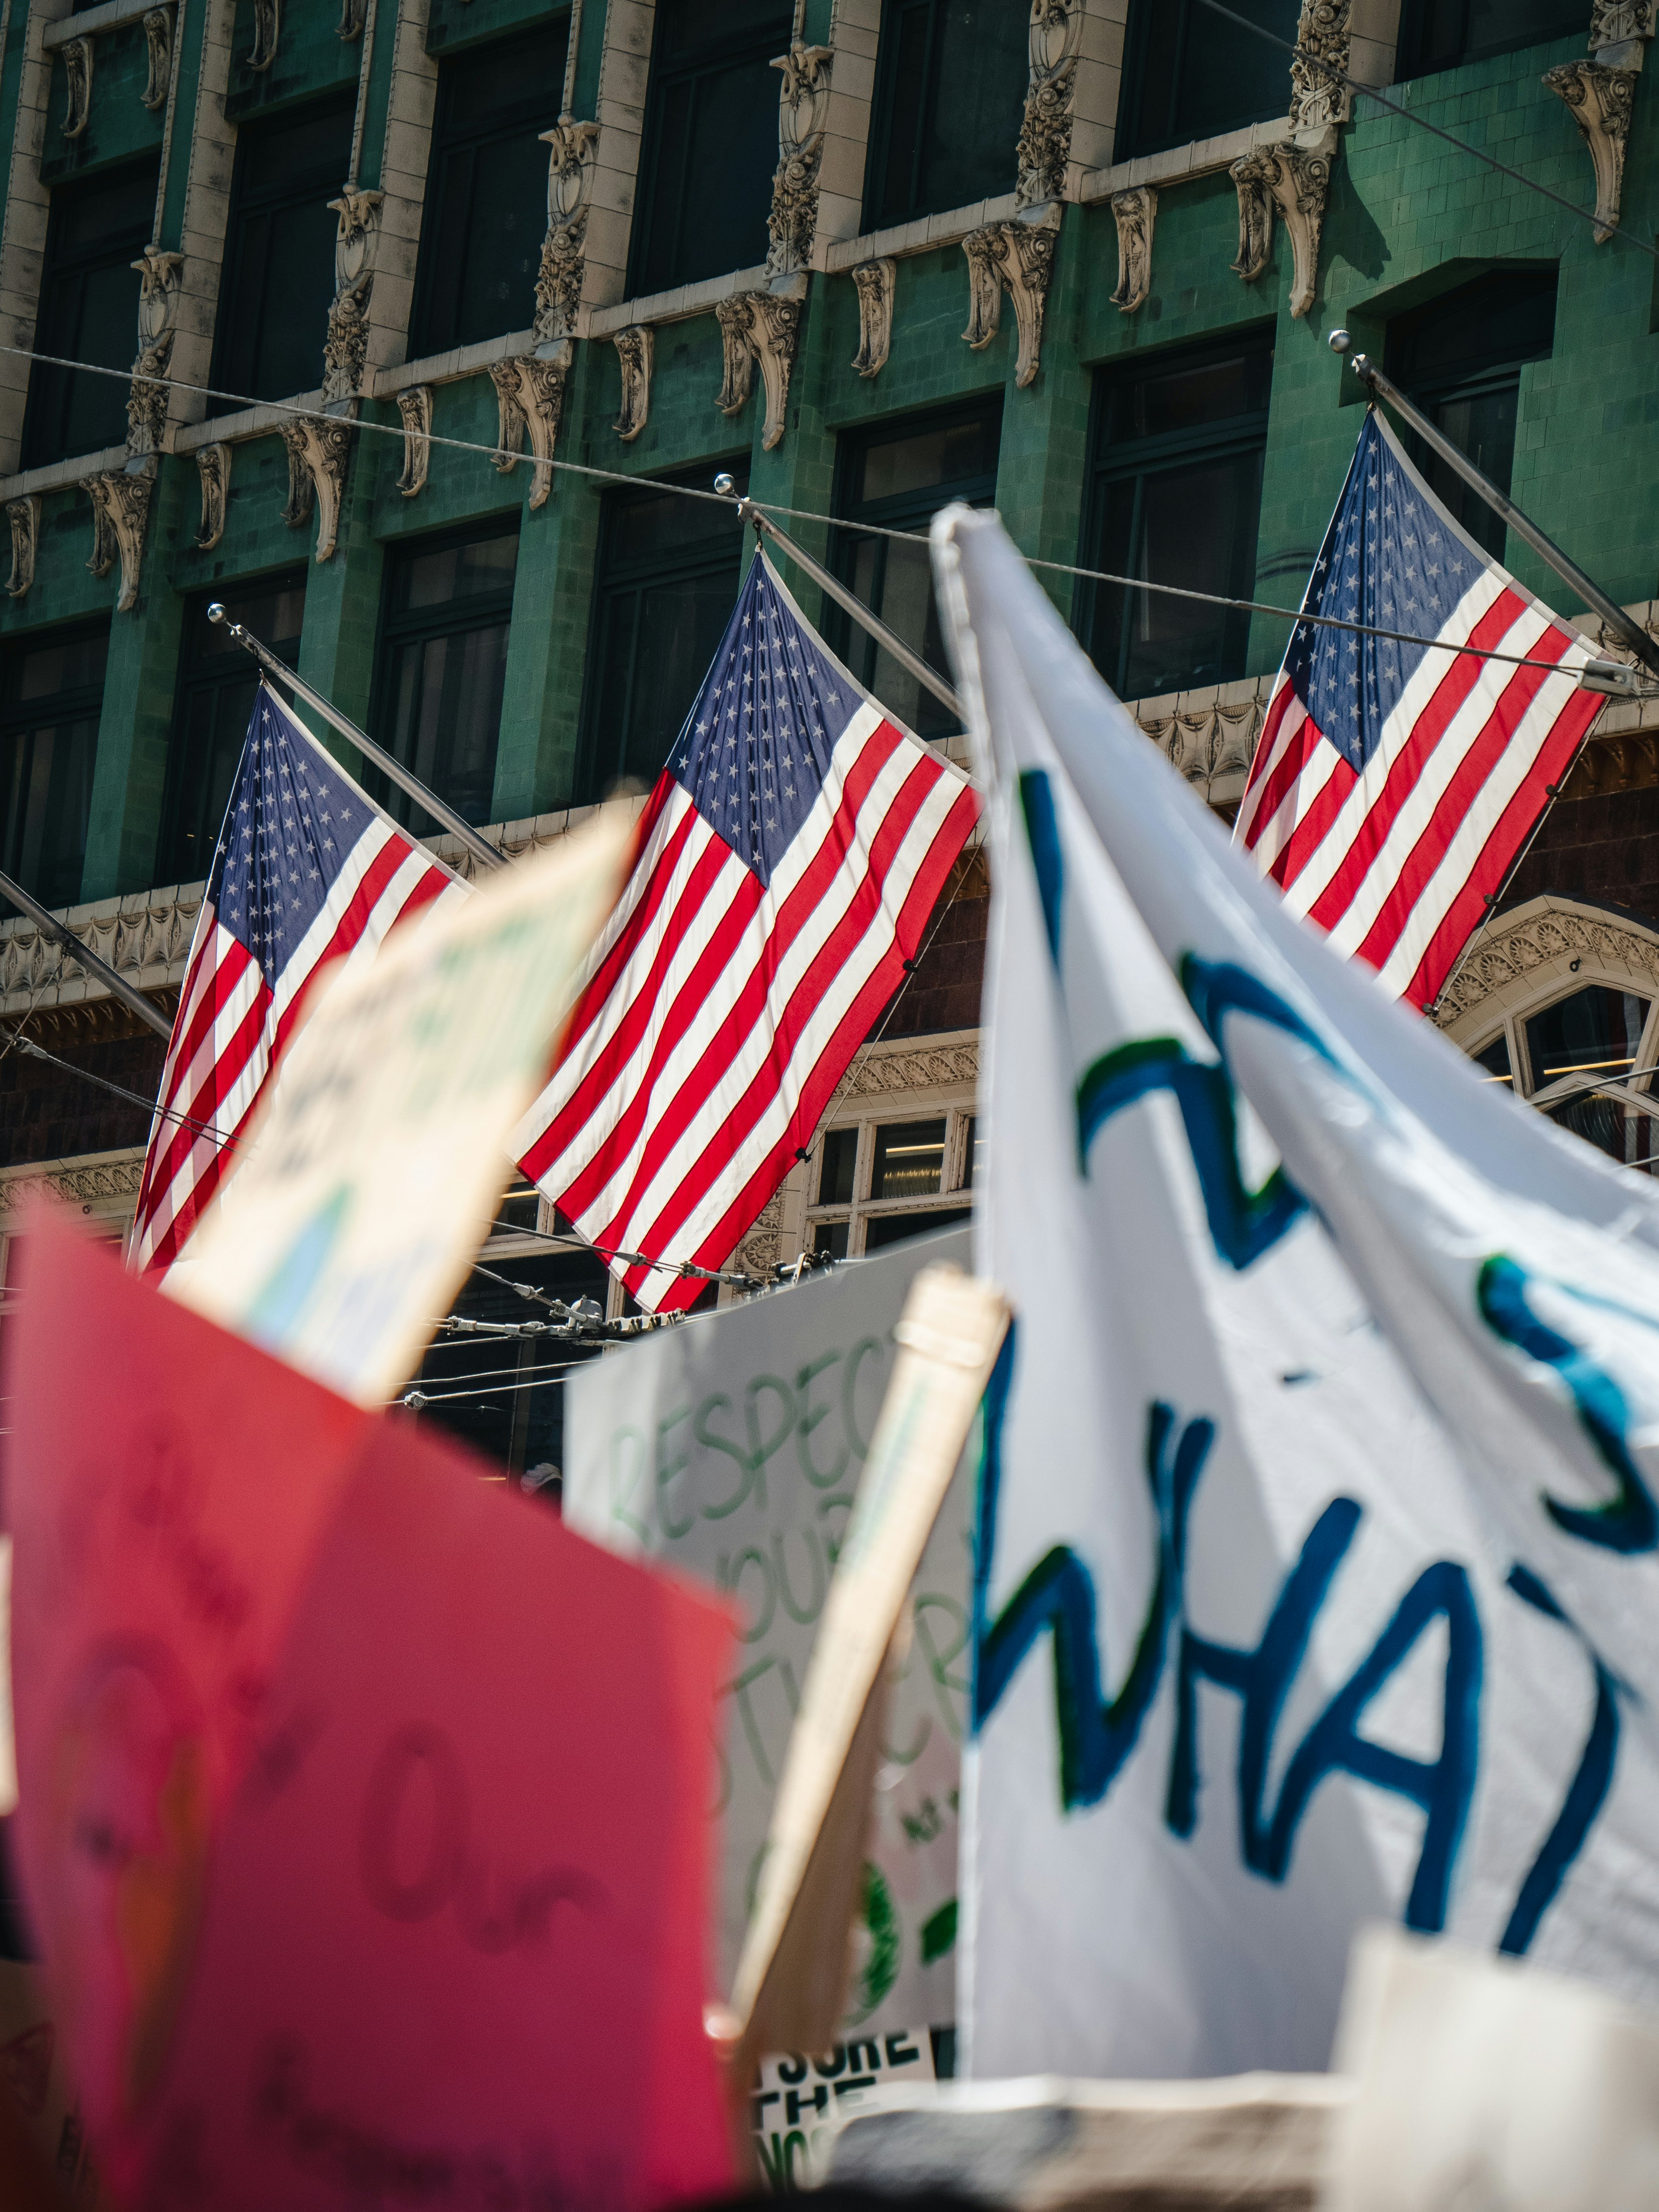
[1015,0,1083,210]
[322,187,382,409]
[194,442,230,548]
[1591,0,1654,66]
[395,386,432,496]
[851,256,896,377]
[1109,186,1156,314]
[141,7,172,110]
[336,0,366,38]
[125,247,183,461]
[488,359,526,473]
[62,37,92,138]
[486,350,570,506]
[765,42,832,279]
[6,495,40,600]
[1545,61,1638,241]
[533,118,600,344]
[714,289,801,451]
[248,0,279,73]
[1287,0,1351,134]
[959,205,1060,388]
[85,459,157,613]
[613,327,652,442]
[1228,141,1331,318]
[278,419,352,560]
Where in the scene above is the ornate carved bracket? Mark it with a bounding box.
[323,186,383,408]
[487,348,570,506]
[248,0,279,70]
[715,289,801,450]
[85,459,157,613]
[1109,185,1156,314]
[194,443,230,549]
[613,327,652,442]
[396,386,432,496]
[765,42,832,278]
[125,247,183,460]
[337,0,366,38]
[1015,0,1082,210]
[533,119,599,344]
[1591,0,1654,63]
[62,37,92,138]
[960,205,1060,387]
[851,256,896,377]
[6,496,39,600]
[141,6,172,110]
[1545,60,1637,241]
[1288,0,1351,133]
[279,419,352,560]
[1229,141,1331,318]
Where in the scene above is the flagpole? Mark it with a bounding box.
[205,607,508,873]
[735,499,966,723]
[1332,334,1659,683]
[0,866,173,1039]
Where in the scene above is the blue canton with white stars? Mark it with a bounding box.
[209,688,374,990]
[1286,412,1487,774]
[669,557,862,889]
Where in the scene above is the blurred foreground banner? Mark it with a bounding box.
[566,1229,973,2042]
[6,1211,734,2211]
[933,507,1659,2082]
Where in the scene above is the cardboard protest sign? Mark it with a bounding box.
[6,1210,735,2211]
[565,1227,974,2041]
[730,1265,1009,2073]
[167,808,632,1406]
[752,2024,935,2192]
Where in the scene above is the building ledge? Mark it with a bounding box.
[0,442,129,506]
[44,0,158,46]
[1078,116,1295,204]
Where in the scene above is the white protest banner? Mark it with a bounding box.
[753,2025,935,2192]
[565,1228,974,2041]
[168,810,632,1405]
[933,506,1659,2084]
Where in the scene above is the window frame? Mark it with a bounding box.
[1114,0,1300,164]
[1394,0,1585,80]
[860,0,1025,233]
[801,1089,978,1258]
[626,1,793,299]
[21,157,160,469]
[576,455,751,802]
[1073,328,1274,703]
[406,15,572,361]
[368,514,522,833]
[1469,986,1659,1176]
[0,618,111,910]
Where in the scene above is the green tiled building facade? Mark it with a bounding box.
[7,0,1659,1458]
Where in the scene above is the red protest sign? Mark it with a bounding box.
[5,1207,735,2211]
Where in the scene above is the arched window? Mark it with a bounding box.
[1435,896,1659,1176]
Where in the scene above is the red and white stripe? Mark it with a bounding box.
[516,703,976,1313]
[1239,550,1601,1012]
[129,725,467,1275]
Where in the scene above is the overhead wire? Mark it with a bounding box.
[0,1024,237,1148]
[0,342,1617,676]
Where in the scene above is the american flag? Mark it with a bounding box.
[1234,410,1602,1009]
[129,684,469,1273]
[515,552,977,1314]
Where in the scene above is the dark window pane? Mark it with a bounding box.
[813,1219,850,1259]
[964,1113,985,1188]
[212,98,355,403]
[1473,1034,1513,1087]
[1080,335,1272,700]
[22,163,158,468]
[410,23,570,356]
[819,1127,859,1204]
[866,0,1027,228]
[1398,0,1582,77]
[1117,0,1300,161]
[870,1118,946,1200]
[630,1,792,294]
[833,402,1001,740]
[863,1205,971,1250]
[161,575,307,885]
[581,462,749,797]
[372,526,519,830]
[0,626,108,908]
[1526,987,1649,1091]
[1543,1092,1659,1177]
